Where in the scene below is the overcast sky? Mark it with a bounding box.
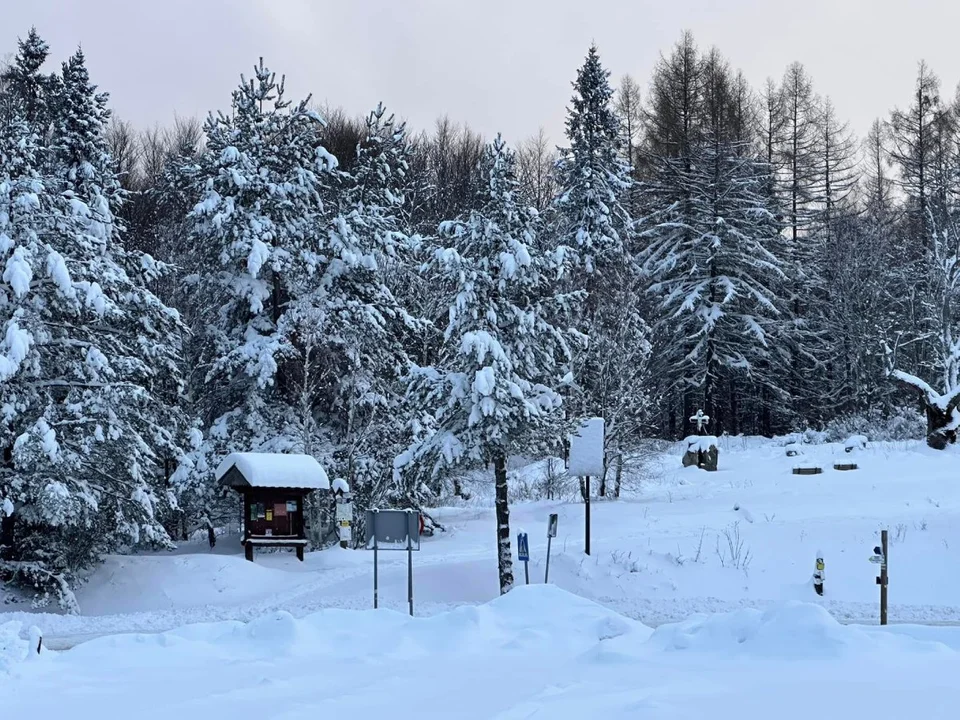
[3,0,959,148]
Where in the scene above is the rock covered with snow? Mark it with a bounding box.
[682,435,719,471]
[844,435,868,453]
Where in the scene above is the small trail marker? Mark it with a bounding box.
[544,513,558,583]
[813,552,824,596]
[517,532,530,585]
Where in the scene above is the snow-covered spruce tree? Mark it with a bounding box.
[0,44,188,609]
[180,71,421,543]
[292,103,421,543]
[553,45,651,494]
[174,60,339,533]
[640,50,786,436]
[0,28,58,128]
[638,32,708,437]
[396,136,571,593]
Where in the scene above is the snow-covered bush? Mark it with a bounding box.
[508,458,576,503]
[824,407,926,443]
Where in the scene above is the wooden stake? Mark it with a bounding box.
[880,529,888,625]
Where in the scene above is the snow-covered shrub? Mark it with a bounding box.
[824,407,925,442]
[508,458,575,503]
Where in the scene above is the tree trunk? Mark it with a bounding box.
[493,453,514,595]
[925,403,958,450]
[613,453,624,499]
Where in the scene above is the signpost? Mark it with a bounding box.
[365,509,420,615]
[517,532,530,585]
[568,418,605,557]
[869,530,889,625]
[335,495,353,549]
[545,513,558,583]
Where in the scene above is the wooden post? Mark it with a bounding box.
[880,529,888,625]
[584,476,591,556]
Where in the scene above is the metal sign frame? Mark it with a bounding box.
[365,508,420,616]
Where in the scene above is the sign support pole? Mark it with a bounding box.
[372,510,379,609]
[880,529,888,626]
[584,476,591,556]
[407,512,414,617]
[545,535,552,583]
[545,513,557,583]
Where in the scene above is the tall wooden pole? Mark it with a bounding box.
[880,529,888,626]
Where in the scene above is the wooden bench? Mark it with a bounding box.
[244,536,309,561]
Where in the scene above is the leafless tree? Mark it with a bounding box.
[615,74,642,174]
[516,127,556,213]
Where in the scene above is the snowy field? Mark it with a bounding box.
[4,586,960,718]
[4,437,960,716]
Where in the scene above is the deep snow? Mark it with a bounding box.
[4,586,960,718]
[4,437,960,715]
[6,437,960,643]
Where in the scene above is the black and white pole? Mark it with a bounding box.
[814,551,824,596]
[334,480,353,549]
[544,513,558,583]
[517,532,530,585]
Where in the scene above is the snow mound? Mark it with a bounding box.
[844,434,868,452]
[67,585,646,666]
[649,602,954,659]
[73,552,315,615]
[0,621,42,673]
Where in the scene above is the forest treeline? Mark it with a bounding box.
[2,28,958,604]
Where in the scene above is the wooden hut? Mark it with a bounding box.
[216,452,331,562]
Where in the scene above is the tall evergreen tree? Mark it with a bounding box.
[177,60,338,527]
[0,41,187,609]
[553,45,650,488]
[396,136,571,593]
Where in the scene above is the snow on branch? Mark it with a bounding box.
[892,369,960,411]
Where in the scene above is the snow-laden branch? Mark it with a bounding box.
[891,370,960,411]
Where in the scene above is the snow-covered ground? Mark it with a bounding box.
[4,437,960,715]
[4,586,960,718]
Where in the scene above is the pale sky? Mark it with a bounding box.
[3,0,959,148]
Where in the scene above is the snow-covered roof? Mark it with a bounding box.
[215,452,331,490]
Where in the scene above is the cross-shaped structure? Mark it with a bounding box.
[690,409,710,434]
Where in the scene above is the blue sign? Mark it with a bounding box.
[517,532,529,562]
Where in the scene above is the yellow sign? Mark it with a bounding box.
[266,509,273,521]
[338,520,351,528]
[816,560,824,571]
